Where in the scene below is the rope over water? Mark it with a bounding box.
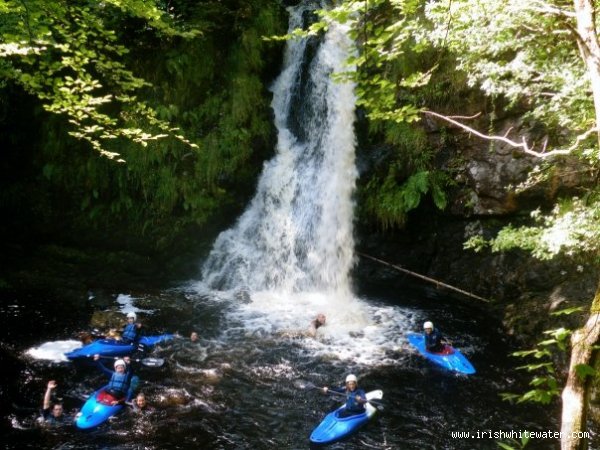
[357,252,492,303]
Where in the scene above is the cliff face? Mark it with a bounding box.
[356,114,599,342]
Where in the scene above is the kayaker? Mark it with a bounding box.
[423,321,446,353]
[40,380,70,426]
[323,374,367,417]
[93,355,134,403]
[307,313,327,337]
[121,312,142,345]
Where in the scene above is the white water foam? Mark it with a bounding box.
[116,293,154,315]
[25,340,82,362]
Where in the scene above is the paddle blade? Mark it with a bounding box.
[141,357,164,367]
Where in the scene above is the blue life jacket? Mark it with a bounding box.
[332,387,367,413]
[96,360,133,396]
[108,371,130,395]
[122,323,139,343]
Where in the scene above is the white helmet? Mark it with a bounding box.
[114,359,126,369]
[423,321,434,330]
[126,312,137,320]
[345,374,357,383]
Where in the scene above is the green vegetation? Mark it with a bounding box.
[0,0,286,259]
[0,0,200,158]
[361,123,452,228]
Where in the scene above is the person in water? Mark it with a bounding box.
[190,331,199,343]
[40,380,69,426]
[121,311,142,345]
[323,374,367,417]
[93,355,134,403]
[130,392,155,414]
[423,321,447,353]
[307,313,327,337]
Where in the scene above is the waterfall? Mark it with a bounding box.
[201,3,357,301]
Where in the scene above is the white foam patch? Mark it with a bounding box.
[116,293,154,315]
[25,340,82,362]
[217,290,421,367]
[227,291,369,335]
[249,360,296,380]
[305,301,420,366]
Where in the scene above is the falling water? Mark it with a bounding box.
[201,3,358,301]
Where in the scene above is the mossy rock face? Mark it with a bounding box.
[89,311,127,333]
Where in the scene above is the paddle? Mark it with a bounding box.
[90,355,165,368]
[298,381,384,410]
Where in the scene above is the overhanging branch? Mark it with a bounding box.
[423,110,597,159]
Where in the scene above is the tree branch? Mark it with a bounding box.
[528,1,576,19]
[423,109,597,159]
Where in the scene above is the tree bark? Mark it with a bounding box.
[560,284,600,450]
[573,0,600,148]
[563,4,600,445]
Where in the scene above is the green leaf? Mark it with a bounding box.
[550,306,584,316]
[574,364,597,380]
[496,443,517,450]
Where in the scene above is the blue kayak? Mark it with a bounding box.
[75,384,134,429]
[65,334,174,361]
[310,390,383,445]
[407,332,476,375]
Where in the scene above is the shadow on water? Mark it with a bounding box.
[0,282,574,450]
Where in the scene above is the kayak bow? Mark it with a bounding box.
[75,385,134,429]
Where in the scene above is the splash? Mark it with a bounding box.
[25,340,82,362]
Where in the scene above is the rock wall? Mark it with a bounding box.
[356,115,599,343]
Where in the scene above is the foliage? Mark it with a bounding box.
[465,197,600,260]
[424,0,595,140]
[497,434,530,450]
[0,0,200,159]
[357,112,452,226]
[500,307,585,405]
[0,0,286,251]
[423,0,600,276]
[363,164,451,228]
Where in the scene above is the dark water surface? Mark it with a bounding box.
[0,281,574,450]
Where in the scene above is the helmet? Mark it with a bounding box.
[345,374,357,383]
[423,321,434,330]
[126,312,137,320]
[114,359,126,369]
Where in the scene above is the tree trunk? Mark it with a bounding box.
[560,284,600,450]
[565,3,600,443]
[573,0,600,148]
